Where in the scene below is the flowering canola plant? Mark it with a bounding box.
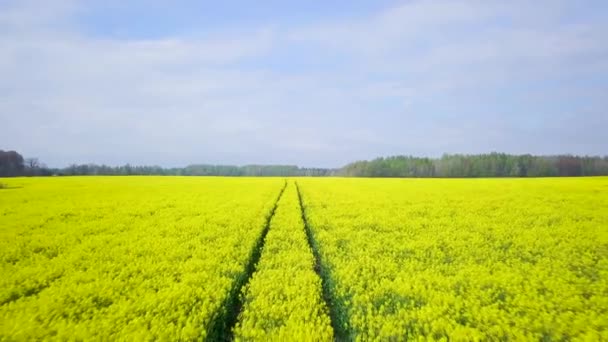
[297,177,608,341]
[2,176,608,340]
[233,182,333,341]
[0,176,284,340]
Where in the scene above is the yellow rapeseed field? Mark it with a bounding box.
[297,177,608,341]
[1,176,607,340]
[0,176,284,340]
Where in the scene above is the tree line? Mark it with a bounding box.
[0,150,333,177]
[0,150,51,177]
[339,153,608,177]
[60,163,333,177]
[2,149,607,178]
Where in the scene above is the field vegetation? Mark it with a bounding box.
[0,177,284,340]
[298,177,608,340]
[233,182,333,341]
[1,176,607,340]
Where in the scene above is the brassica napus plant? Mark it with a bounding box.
[233,182,333,341]
[2,176,607,340]
[297,177,608,341]
[0,176,284,340]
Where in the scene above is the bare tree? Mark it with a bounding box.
[24,158,41,176]
[25,158,40,169]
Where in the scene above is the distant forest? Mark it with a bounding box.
[1,149,608,178]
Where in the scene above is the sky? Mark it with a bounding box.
[1,0,607,168]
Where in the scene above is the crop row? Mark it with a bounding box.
[233,182,333,340]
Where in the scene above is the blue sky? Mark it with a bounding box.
[1,0,607,167]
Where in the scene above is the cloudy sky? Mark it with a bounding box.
[1,0,607,167]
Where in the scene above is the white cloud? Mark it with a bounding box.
[1,0,606,166]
